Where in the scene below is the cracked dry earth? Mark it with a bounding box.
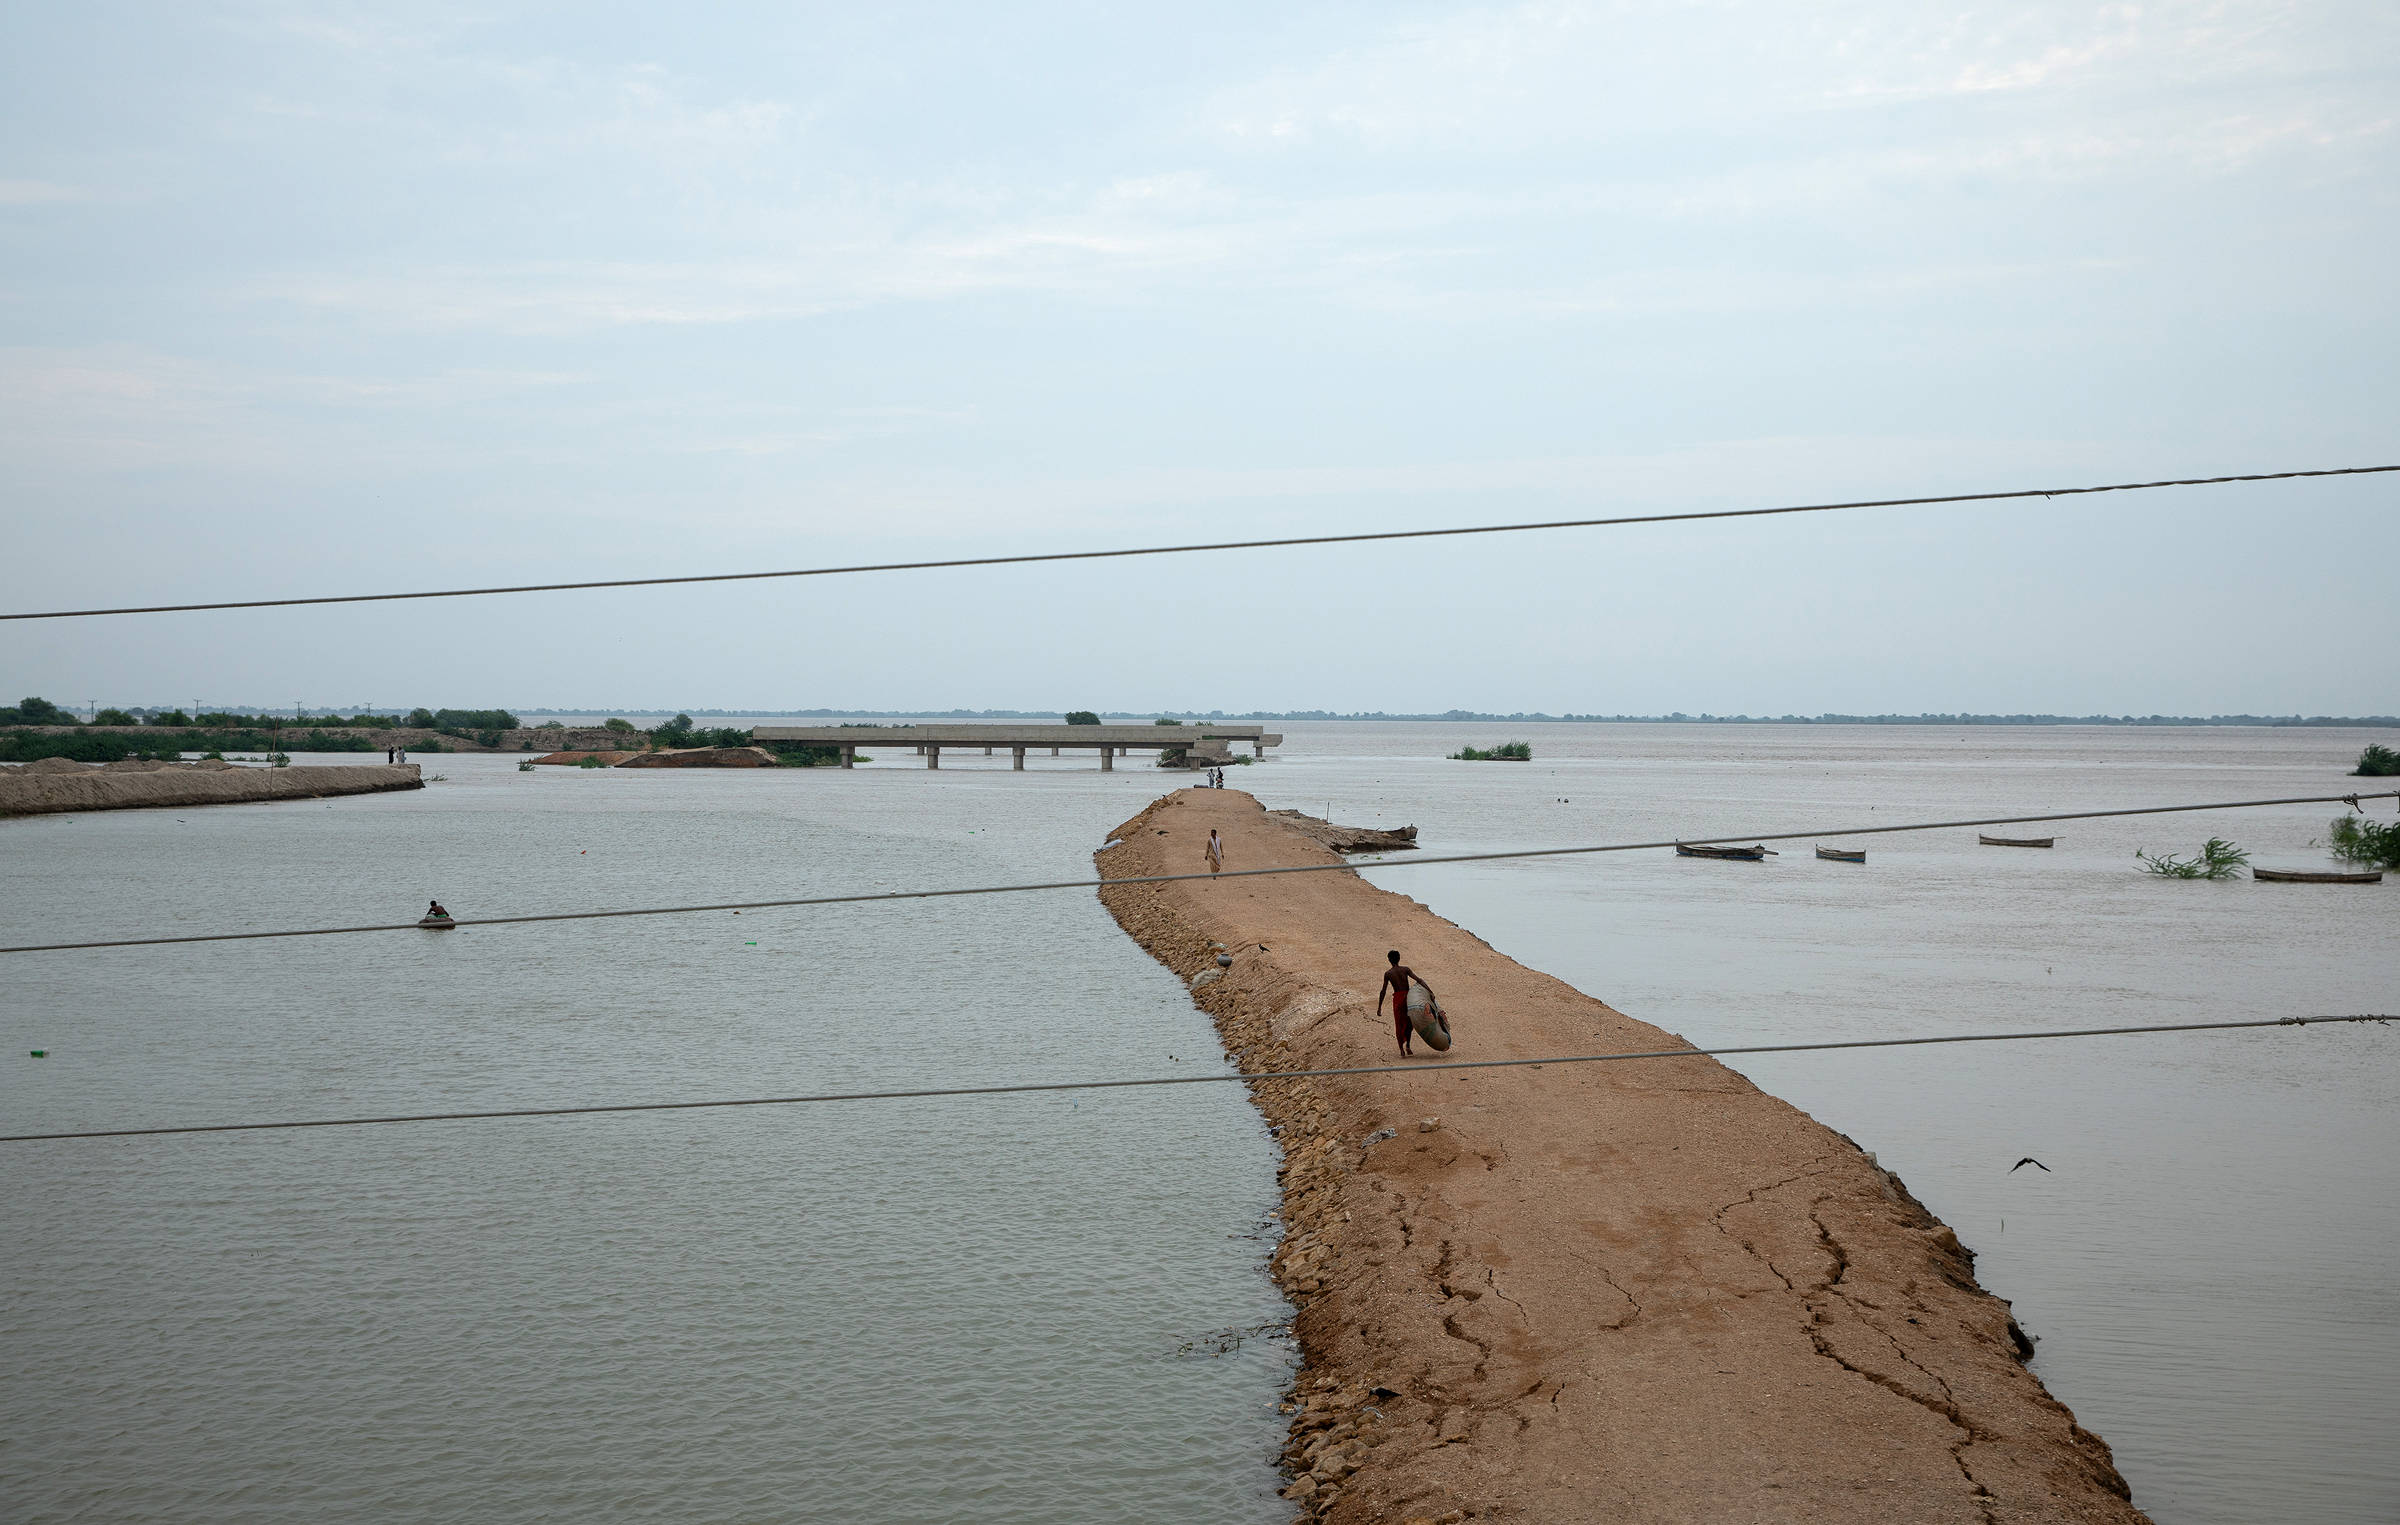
[1098,790,2150,1525]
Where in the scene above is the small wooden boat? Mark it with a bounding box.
[1677,843,1776,860]
[2251,868,2383,884]
[418,914,457,930]
[1979,834,2055,848]
[1815,846,1866,863]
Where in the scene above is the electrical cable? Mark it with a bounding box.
[5,465,2392,621]
[3,789,2391,956]
[2,1015,2384,1145]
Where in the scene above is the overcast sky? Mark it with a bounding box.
[3,1,2394,716]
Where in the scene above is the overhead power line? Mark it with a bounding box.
[5,465,2393,621]
[3,789,2391,957]
[3,1015,2384,1145]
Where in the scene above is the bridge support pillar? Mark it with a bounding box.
[1012,747,1025,770]
[1100,746,1113,771]
[984,746,993,755]
[927,746,941,770]
[1051,747,1059,756]
[841,745,855,769]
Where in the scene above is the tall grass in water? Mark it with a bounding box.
[1450,741,1532,761]
[2326,814,2400,869]
[2354,744,2400,776]
[2135,838,2249,879]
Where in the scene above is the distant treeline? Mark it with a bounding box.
[0,728,383,763]
[2,698,520,732]
[0,695,531,763]
[520,707,2400,727]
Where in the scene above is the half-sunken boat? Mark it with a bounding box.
[1815,846,1866,863]
[1979,834,2055,848]
[2251,867,2383,884]
[1677,843,1776,860]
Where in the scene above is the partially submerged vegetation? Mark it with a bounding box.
[2326,813,2400,869]
[1450,741,1532,761]
[2135,837,2250,879]
[2354,744,2400,777]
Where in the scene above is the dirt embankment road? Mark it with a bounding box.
[1097,789,2146,1525]
[0,760,422,817]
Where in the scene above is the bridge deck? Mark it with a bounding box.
[752,723,1280,770]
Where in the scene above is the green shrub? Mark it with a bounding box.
[2355,744,2400,777]
[1451,741,1532,761]
[2135,837,2249,879]
[578,755,606,769]
[1065,711,1100,725]
[434,708,518,731]
[763,740,844,767]
[2326,814,2400,868]
[0,731,184,763]
[0,696,71,726]
[1154,717,1183,726]
[604,718,637,733]
[93,708,137,726]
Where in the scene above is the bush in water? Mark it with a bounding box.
[2326,814,2400,869]
[2135,837,2249,879]
[2355,744,2400,777]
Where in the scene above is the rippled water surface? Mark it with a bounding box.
[1,758,1294,1524]
[1247,722,2399,1525]
[5,724,2396,1523]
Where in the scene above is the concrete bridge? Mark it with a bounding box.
[751,723,1281,770]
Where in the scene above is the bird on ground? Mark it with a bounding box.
[2010,1158,2050,1173]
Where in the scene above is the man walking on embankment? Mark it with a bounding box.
[1380,950,1435,1057]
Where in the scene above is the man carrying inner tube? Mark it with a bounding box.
[1380,949,1437,1057]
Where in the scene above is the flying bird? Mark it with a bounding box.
[2010,1158,2050,1173]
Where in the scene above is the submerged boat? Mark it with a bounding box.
[1676,843,1776,861]
[2251,867,2383,884]
[1815,846,1866,863]
[1979,834,2055,848]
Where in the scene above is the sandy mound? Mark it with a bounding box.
[1,763,423,817]
[1096,788,2146,1525]
[615,746,778,768]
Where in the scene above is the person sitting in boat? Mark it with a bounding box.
[426,899,450,920]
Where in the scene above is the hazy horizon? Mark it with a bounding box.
[17,699,2398,728]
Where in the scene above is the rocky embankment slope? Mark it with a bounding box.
[1097,789,2147,1525]
[0,757,422,816]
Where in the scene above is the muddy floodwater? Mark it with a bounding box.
[4,723,2395,1522]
